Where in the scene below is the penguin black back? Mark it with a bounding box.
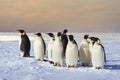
[18,30,31,57]
[61,29,68,56]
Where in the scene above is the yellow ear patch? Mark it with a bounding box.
[22,32,26,35]
[97,40,100,44]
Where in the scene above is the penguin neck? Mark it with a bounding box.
[95,42,100,45]
[83,39,88,41]
[90,41,95,45]
[36,36,42,40]
[50,37,54,41]
[63,33,66,35]
[69,40,74,44]
[55,36,61,41]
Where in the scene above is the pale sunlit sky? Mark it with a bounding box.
[0,0,120,32]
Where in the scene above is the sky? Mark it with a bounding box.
[0,0,120,32]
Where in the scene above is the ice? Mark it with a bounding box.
[0,32,120,80]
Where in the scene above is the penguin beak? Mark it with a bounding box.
[46,33,49,35]
[35,33,38,35]
[88,36,93,39]
[17,29,25,34]
[17,29,21,32]
[35,33,39,37]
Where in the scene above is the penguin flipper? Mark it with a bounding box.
[42,38,46,55]
[100,44,106,63]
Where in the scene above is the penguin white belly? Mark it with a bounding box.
[89,43,93,54]
[19,38,21,48]
[79,41,91,65]
[92,44,105,68]
[21,52,24,57]
[52,41,63,64]
[66,43,78,67]
[19,38,25,57]
[47,40,54,61]
[80,47,91,63]
[34,40,44,60]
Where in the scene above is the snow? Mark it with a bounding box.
[0,32,120,80]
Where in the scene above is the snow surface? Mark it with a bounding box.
[0,32,120,80]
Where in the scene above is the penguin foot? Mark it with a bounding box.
[36,59,44,61]
[36,59,41,61]
[26,55,30,57]
[53,63,57,66]
[67,65,76,68]
[57,64,61,67]
[81,63,85,66]
[53,63,62,67]
[49,61,54,64]
[23,55,30,57]
[82,63,88,66]
[67,65,70,68]
[43,59,48,62]
[23,54,30,57]
[95,67,102,69]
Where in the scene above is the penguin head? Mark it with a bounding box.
[35,33,43,40]
[47,33,55,40]
[84,34,89,39]
[63,29,68,34]
[89,37,95,41]
[17,29,26,35]
[57,32,62,37]
[94,37,101,44]
[89,37,96,45]
[68,35,74,41]
[47,33,54,37]
[35,33,42,37]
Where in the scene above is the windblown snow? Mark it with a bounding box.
[0,32,120,80]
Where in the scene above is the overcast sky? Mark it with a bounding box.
[0,0,120,32]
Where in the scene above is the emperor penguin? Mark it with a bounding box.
[47,33,55,64]
[95,38,106,63]
[17,29,30,57]
[66,35,78,68]
[52,32,63,67]
[34,33,46,61]
[91,37,106,69]
[79,35,91,66]
[61,29,68,58]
